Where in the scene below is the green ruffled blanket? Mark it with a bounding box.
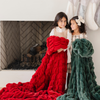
[57,39,100,100]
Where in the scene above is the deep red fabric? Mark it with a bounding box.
[0,36,69,100]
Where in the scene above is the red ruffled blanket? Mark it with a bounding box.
[0,36,69,100]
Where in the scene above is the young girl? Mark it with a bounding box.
[57,16,100,100]
[66,16,87,90]
[49,12,72,91]
[69,16,87,41]
[0,12,71,100]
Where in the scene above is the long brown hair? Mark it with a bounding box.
[52,12,69,29]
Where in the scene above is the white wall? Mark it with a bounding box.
[0,70,35,87]
[0,0,68,21]
[87,28,100,85]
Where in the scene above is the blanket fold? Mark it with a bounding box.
[47,36,69,55]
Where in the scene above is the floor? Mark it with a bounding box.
[0,70,35,87]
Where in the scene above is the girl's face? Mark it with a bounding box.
[57,17,67,28]
[70,20,79,31]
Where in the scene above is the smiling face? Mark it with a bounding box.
[70,20,79,31]
[57,17,67,28]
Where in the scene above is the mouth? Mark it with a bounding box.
[71,28,74,30]
[71,27,74,29]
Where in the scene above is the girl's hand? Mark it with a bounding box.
[57,48,64,53]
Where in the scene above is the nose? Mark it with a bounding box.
[62,22,65,25]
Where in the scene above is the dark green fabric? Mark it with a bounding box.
[57,39,100,100]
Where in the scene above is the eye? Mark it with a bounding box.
[60,20,62,22]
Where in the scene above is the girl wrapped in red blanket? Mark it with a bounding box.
[0,12,71,100]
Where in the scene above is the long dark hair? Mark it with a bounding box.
[52,12,69,29]
[69,16,86,34]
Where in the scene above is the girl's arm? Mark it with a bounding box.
[63,29,72,63]
[57,48,64,53]
[63,29,72,51]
